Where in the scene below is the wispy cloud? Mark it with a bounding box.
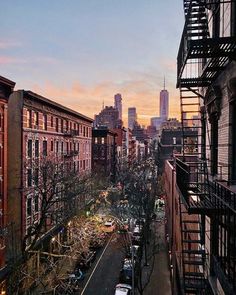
[0,41,22,49]
[0,56,26,65]
[0,55,58,65]
[29,76,180,126]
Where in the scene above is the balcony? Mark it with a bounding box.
[63,129,79,137]
[63,150,79,158]
[176,158,236,214]
[177,1,236,88]
[176,158,215,214]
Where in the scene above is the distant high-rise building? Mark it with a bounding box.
[128,107,137,130]
[94,106,121,129]
[114,93,122,121]
[151,117,164,130]
[160,78,169,119]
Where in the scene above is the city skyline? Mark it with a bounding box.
[0,1,183,126]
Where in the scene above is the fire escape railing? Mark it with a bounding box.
[177,1,236,88]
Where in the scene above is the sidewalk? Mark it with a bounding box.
[141,209,172,295]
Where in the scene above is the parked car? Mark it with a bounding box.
[120,258,133,284]
[115,283,132,295]
[128,245,140,260]
[103,219,116,233]
[132,226,142,244]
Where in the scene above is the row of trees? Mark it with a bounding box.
[8,156,110,294]
[113,157,158,295]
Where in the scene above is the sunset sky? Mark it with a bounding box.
[0,1,184,126]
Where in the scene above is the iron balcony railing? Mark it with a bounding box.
[176,158,236,213]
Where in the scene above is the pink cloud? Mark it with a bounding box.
[0,41,22,49]
[29,77,180,127]
[0,56,26,65]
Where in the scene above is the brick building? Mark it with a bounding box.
[0,76,15,291]
[7,90,92,262]
[94,106,122,129]
[114,127,127,168]
[92,127,116,181]
[166,1,236,294]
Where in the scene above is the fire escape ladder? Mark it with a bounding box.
[177,0,236,293]
[179,197,210,294]
[177,1,214,293]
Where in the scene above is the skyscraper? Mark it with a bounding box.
[114,93,122,121]
[128,107,137,130]
[160,79,169,119]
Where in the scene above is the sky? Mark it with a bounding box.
[0,0,184,126]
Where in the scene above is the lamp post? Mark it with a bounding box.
[108,215,135,295]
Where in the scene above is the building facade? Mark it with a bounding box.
[114,127,127,169]
[114,93,122,122]
[168,1,236,294]
[128,107,137,130]
[0,76,15,291]
[94,106,121,129]
[92,127,116,181]
[160,88,169,119]
[7,90,92,262]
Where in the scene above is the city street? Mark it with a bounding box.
[77,232,126,295]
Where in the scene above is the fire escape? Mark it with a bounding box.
[176,0,236,294]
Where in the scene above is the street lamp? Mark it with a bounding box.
[108,215,135,295]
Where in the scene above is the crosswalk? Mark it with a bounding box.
[117,204,135,209]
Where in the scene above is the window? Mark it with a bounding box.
[232,1,236,36]
[101,137,105,144]
[83,126,86,137]
[61,142,64,153]
[27,198,32,216]
[27,169,32,187]
[34,195,39,212]
[43,114,47,130]
[61,119,64,133]
[51,140,54,152]
[42,166,47,183]
[35,140,39,157]
[66,120,69,131]
[51,116,54,127]
[34,168,39,186]
[211,116,218,176]
[56,141,59,153]
[66,142,69,153]
[95,137,98,144]
[27,110,32,128]
[56,118,59,132]
[0,145,2,168]
[0,114,3,131]
[34,112,39,128]
[43,140,47,156]
[28,140,32,158]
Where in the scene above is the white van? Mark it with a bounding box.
[115,283,132,295]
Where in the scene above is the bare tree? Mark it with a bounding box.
[7,155,110,294]
[22,156,92,254]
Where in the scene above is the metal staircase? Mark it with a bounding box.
[177,0,215,293]
[176,0,236,293]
